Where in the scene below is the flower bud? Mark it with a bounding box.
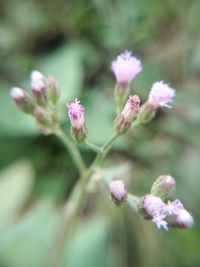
[47,75,60,104]
[30,70,47,106]
[115,95,140,134]
[34,107,52,127]
[67,99,87,143]
[10,87,34,114]
[109,180,127,206]
[151,175,176,200]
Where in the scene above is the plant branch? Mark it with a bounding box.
[54,127,86,175]
[83,140,102,153]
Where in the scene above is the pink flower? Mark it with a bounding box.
[142,195,168,230]
[67,99,85,129]
[111,51,142,87]
[165,199,194,228]
[148,81,175,108]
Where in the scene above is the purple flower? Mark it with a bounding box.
[109,180,127,206]
[111,51,142,87]
[142,195,168,230]
[67,99,85,130]
[165,199,194,228]
[148,81,175,108]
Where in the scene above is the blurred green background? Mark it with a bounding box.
[0,0,200,266]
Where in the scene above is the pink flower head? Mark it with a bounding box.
[148,81,175,108]
[165,199,194,228]
[142,195,168,230]
[67,99,85,129]
[111,50,142,87]
[142,196,194,230]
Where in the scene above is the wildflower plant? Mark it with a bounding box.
[11,51,194,266]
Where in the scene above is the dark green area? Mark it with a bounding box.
[0,0,200,266]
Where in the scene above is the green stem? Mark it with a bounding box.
[83,140,102,153]
[48,168,93,267]
[54,127,86,175]
[126,193,140,212]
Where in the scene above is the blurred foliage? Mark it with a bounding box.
[0,0,200,266]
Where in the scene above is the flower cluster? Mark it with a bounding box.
[11,50,194,233]
[142,195,194,230]
[11,71,60,133]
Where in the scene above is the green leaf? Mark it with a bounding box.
[0,160,34,228]
[0,199,61,267]
[62,216,110,267]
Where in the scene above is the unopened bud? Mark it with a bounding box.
[47,75,60,104]
[115,95,140,134]
[67,99,87,143]
[31,70,47,106]
[109,180,127,206]
[151,175,176,199]
[10,87,34,114]
[34,107,52,127]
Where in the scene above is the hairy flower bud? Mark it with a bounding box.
[67,99,87,143]
[109,180,127,206]
[151,175,176,199]
[31,70,47,106]
[111,51,142,105]
[10,87,34,114]
[47,75,60,104]
[34,106,52,127]
[115,95,140,134]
